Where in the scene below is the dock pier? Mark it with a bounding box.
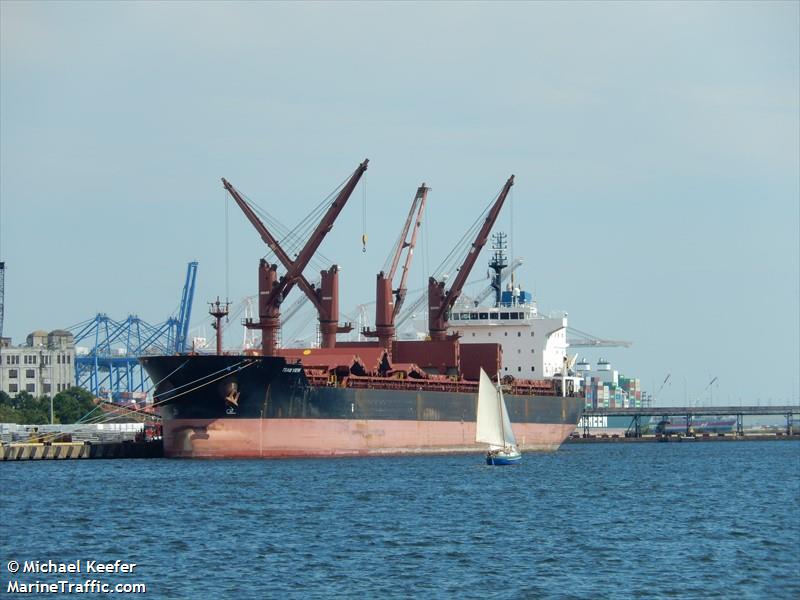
[579,405,800,439]
[1,440,163,461]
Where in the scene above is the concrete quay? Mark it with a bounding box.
[1,440,163,460]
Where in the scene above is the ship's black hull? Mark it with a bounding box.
[141,355,583,458]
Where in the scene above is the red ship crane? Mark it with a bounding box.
[427,175,514,341]
[363,183,429,351]
[222,159,369,355]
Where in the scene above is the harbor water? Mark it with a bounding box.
[2,441,799,598]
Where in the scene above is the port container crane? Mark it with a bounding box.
[70,261,200,399]
[566,326,632,348]
[174,261,198,353]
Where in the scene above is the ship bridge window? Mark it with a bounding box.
[452,314,460,320]
[500,312,509,319]
[479,312,488,320]
[510,313,519,320]
[470,312,478,319]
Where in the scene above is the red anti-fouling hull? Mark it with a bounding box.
[163,418,577,458]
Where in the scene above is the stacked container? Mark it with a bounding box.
[582,375,647,409]
[618,377,643,408]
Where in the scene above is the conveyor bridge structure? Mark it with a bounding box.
[581,405,800,438]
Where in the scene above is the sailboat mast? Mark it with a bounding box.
[497,380,506,449]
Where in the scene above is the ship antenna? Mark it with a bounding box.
[489,232,508,308]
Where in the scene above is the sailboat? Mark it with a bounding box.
[476,368,522,465]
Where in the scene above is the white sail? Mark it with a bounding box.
[476,368,505,447]
[498,386,517,447]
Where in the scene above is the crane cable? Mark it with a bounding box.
[361,174,367,253]
[33,360,258,445]
[224,188,230,320]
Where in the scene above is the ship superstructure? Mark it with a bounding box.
[449,233,570,380]
[449,302,569,379]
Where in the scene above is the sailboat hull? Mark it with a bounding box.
[486,452,522,466]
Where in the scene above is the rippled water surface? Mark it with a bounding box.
[2,441,799,599]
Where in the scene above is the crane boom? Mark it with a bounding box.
[221,178,323,314]
[277,159,369,305]
[363,184,428,350]
[428,175,514,340]
[175,261,198,353]
[0,261,4,340]
[653,374,671,405]
[394,257,523,332]
[566,326,632,348]
[223,159,368,354]
[392,184,428,318]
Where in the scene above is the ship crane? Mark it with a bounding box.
[222,159,368,355]
[394,257,523,332]
[362,183,429,350]
[231,283,322,342]
[427,175,514,341]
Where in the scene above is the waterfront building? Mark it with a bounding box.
[0,330,76,397]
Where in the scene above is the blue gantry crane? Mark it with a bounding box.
[69,262,198,400]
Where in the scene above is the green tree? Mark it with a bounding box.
[52,387,97,424]
[13,392,48,424]
[0,390,20,422]
[0,403,17,422]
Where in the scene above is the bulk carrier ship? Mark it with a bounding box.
[141,160,584,458]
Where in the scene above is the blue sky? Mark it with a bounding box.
[1,1,798,405]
